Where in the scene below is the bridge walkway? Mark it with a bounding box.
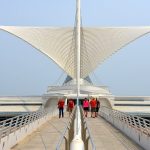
[11,114,69,150]
[10,113,144,150]
[86,115,144,150]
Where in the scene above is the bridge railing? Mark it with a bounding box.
[100,106,150,135]
[0,109,52,139]
[56,106,76,150]
[80,107,96,150]
[0,107,58,150]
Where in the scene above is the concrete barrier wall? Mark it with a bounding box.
[99,98,113,109]
[101,112,150,150]
[44,97,59,111]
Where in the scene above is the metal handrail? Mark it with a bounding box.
[0,108,52,139]
[56,106,76,150]
[80,107,96,150]
[100,106,150,135]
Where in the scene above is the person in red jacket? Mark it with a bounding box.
[67,99,74,116]
[58,98,65,118]
[90,97,97,118]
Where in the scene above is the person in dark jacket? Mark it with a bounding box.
[96,98,100,117]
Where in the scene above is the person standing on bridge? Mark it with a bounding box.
[96,98,100,117]
[90,97,97,118]
[58,98,65,118]
[67,99,74,116]
[83,98,89,117]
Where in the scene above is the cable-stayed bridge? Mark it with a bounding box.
[0,0,150,149]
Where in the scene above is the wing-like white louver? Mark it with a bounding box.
[0,26,150,78]
[81,27,150,77]
[0,26,76,78]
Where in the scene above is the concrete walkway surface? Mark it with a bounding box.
[11,113,144,150]
[11,114,69,150]
[86,116,144,150]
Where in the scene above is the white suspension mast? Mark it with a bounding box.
[68,0,84,149]
[76,0,81,106]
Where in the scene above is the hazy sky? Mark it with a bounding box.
[0,0,150,96]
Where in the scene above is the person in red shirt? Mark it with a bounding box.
[58,98,65,118]
[67,99,74,116]
[90,97,97,118]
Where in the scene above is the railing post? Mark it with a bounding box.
[85,136,90,150]
[15,116,19,130]
[8,118,14,135]
[67,125,71,149]
[64,136,69,150]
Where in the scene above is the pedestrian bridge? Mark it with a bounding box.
[0,105,149,150]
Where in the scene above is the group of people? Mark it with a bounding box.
[83,97,100,118]
[57,97,100,118]
[57,98,74,118]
